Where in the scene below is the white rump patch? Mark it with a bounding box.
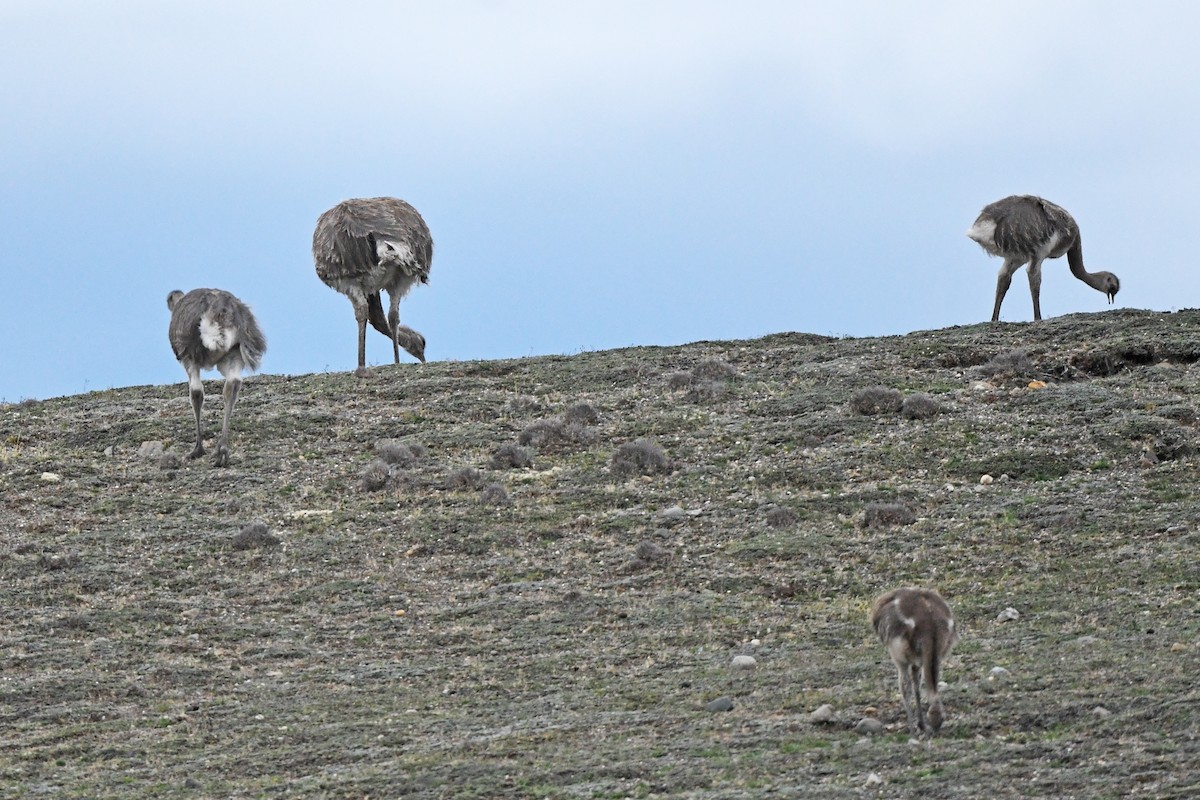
[966,219,996,247]
[199,314,236,354]
[376,239,414,265]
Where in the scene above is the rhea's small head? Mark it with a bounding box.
[166,290,185,311]
[398,327,426,363]
[1103,273,1120,304]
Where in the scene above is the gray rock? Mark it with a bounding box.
[854,717,884,734]
[705,696,734,712]
[996,607,1020,622]
[731,654,757,670]
[138,440,165,459]
[808,703,836,723]
[989,666,1011,680]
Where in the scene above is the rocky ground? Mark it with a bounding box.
[1,309,1198,798]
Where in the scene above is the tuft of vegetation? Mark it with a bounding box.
[850,386,904,415]
[693,358,737,381]
[610,438,671,477]
[360,458,391,491]
[445,467,484,490]
[901,392,942,420]
[685,380,730,404]
[158,452,182,471]
[764,505,799,528]
[518,420,566,448]
[976,349,1034,378]
[479,482,510,506]
[231,522,279,551]
[863,502,917,527]
[489,443,534,469]
[564,402,599,426]
[374,439,419,466]
[666,371,695,390]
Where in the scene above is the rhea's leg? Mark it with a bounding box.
[927,690,945,734]
[992,258,1025,322]
[214,361,244,467]
[911,664,927,734]
[388,292,402,365]
[1027,258,1045,321]
[897,663,918,735]
[185,366,206,460]
[347,288,370,377]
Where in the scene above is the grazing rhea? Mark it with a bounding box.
[967,195,1119,322]
[312,197,432,376]
[871,587,958,736]
[166,288,266,467]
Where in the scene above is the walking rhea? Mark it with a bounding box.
[166,288,266,467]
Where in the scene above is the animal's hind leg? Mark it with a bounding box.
[1027,258,1045,321]
[897,663,919,735]
[346,287,370,377]
[910,664,928,734]
[185,366,205,460]
[388,292,402,365]
[214,361,244,468]
[992,258,1025,322]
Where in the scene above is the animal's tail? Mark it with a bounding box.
[366,292,392,338]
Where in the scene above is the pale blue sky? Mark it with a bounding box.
[3,2,1198,401]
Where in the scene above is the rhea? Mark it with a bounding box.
[871,587,959,736]
[312,197,432,376]
[166,288,266,467]
[967,195,1119,322]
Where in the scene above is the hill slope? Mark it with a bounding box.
[2,309,1199,798]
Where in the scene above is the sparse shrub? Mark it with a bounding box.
[445,467,484,490]
[626,540,673,571]
[374,439,418,466]
[232,521,280,551]
[901,393,942,420]
[863,502,917,528]
[562,421,598,445]
[564,402,599,425]
[851,386,904,415]
[508,396,545,415]
[489,443,533,469]
[158,452,182,471]
[666,371,695,390]
[693,358,737,381]
[360,458,391,491]
[764,505,799,528]
[977,349,1034,378]
[518,420,565,448]
[685,380,729,404]
[635,540,672,564]
[479,482,510,506]
[611,438,671,477]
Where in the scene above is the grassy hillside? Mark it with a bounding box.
[2,309,1198,798]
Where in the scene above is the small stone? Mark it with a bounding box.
[865,772,883,786]
[138,440,165,459]
[1170,642,1188,653]
[1027,380,1047,389]
[103,446,114,457]
[705,696,734,712]
[997,607,1020,622]
[39,472,62,482]
[1073,635,1100,646]
[750,638,761,647]
[731,655,757,670]
[808,704,835,723]
[659,505,686,520]
[989,666,1011,680]
[998,473,1011,482]
[1093,706,1112,718]
[855,717,884,735]
[979,473,994,485]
